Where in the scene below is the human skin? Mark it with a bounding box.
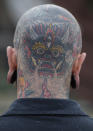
[7,5,86,99]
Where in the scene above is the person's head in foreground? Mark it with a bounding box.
[7,4,86,99]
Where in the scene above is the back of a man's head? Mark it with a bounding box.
[7,4,86,99]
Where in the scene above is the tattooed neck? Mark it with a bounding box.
[17,66,70,99]
[14,4,82,99]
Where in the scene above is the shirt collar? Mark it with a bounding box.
[2,98,87,116]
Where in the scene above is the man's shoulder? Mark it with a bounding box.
[0,115,25,131]
[0,115,93,131]
[0,98,93,131]
[63,115,93,131]
[82,116,93,126]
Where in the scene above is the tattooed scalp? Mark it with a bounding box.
[14,4,82,99]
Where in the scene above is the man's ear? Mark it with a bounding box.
[7,46,17,83]
[71,52,86,89]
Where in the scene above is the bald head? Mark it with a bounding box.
[7,4,86,98]
[14,4,82,78]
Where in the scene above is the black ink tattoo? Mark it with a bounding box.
[14,4,82,99]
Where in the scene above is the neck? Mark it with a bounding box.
[17,68,71,99]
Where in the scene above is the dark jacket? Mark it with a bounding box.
[0,98,93,131]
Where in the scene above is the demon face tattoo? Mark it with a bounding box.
[22,23,74,78]
[14,4,82,98]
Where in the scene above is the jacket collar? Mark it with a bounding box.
[2,98,87,116]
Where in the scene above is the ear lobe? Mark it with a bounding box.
[10,70,17,84]
[71,74,80,89]
[72,53,86,75]
[76,53,86,74]
[71,52,86,89]
[7,46,17,83]
[7,46,17,71]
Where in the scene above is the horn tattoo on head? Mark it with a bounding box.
[13,4,82,98]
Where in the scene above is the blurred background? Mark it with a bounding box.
[0,0,93,116]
